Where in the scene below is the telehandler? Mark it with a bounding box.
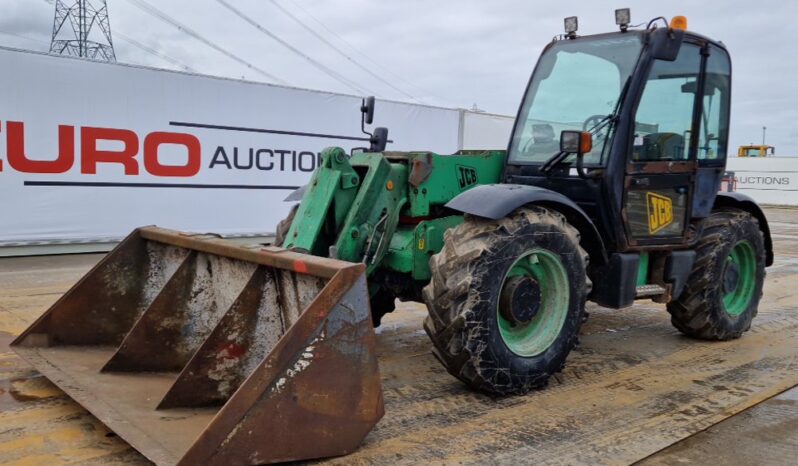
[738,144,775,157]
[13,10,772,465]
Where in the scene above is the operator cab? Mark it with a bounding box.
[503,12,731,253]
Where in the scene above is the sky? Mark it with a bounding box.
[1,0,796,153]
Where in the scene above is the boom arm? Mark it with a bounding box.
[283,147,408,274]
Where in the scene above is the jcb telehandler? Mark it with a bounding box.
[13,10,772,465]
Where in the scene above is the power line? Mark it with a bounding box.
[266,0,418,102]
[0,30,45,46]
[40,0,193,72]
[213,0,374,96]
[125,0,287,84]
[114,31,196,72]
[284,0,451,105]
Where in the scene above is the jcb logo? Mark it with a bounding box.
[647,192,674,234]
[457,165,478,189]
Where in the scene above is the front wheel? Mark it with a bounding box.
[667,208,766,340]
[423,206,588,395]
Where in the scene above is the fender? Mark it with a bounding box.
[714,192,774,266]
[446,184,608,265]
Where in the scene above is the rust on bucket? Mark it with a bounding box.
[11,226,384,465]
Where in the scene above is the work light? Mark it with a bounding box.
[615,8,631,31]
[564,16,578,37]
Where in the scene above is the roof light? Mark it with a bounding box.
[670,15,687,31]
[564,16,578,37]
[615,8,631,31]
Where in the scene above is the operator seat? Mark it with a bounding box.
[530,124,560,154]
[638,132,685,160]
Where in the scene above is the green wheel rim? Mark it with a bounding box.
[722,240,756,316]
[497,249,570,357]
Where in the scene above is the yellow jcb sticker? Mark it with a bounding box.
[646,192,674,234]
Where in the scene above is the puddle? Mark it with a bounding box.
[0,374,63,409]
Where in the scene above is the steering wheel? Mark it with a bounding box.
[583,114,607,131]
[520,137,535,153]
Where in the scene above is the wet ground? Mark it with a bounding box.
[0,207,796,465]
[637,207,798,466]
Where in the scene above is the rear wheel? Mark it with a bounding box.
[423,206,588,395]
[667,209,766,340]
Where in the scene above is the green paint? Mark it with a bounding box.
[332,153,408,274]
[498,249,570,357]
[284,147,360,256]
[722,240,756,316]
[383,228,416,273]
[383,216,464,280]
[406,150,506,217]
[284,148,507,282]
[636,252,649,286]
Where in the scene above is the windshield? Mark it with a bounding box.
[509,35,643,165]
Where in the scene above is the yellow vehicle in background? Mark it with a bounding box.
[738,144,775,157]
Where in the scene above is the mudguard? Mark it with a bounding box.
[715,192,774,266]
[446,184,607,265]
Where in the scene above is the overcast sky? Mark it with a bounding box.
[1,0,796,153]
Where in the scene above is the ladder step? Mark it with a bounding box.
[636,284,666,298]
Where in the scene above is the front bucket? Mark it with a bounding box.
[11,227,384,465]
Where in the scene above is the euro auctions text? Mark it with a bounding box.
[0,120,324,177]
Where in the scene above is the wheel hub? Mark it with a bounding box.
[722,240,757,317]
[497,248,570,357]
[499,276,542,326]
[723,260,740,294]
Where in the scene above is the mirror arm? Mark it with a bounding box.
[360,106,372,138]
[360,96,376,138]
[576,152,588,179]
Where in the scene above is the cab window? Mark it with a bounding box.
[632,43,702,161]
[697,45,731,163]
[508,36,642,166]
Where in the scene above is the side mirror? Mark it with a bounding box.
[369,127,389,152]
[560,130,592,154]
[361,96,376,125]
[649,27,684,61]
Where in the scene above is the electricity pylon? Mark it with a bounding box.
[50,0,116,62]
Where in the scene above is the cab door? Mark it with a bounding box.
[622,42,703,246]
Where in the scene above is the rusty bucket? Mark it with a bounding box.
[11,227,384,465]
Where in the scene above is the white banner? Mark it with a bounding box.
[0,47,460,244]
[726,156,798,206]
[460,111,514,151]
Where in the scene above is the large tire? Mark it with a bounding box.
[273,204,298,247]
[667,208,766,340]
[423,206,589,395]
